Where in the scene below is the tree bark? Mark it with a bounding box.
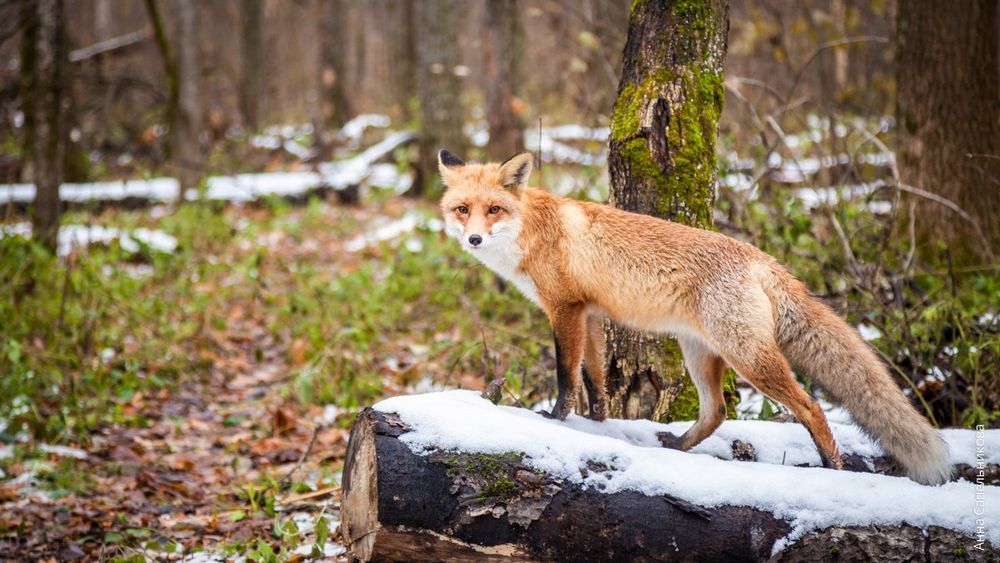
[30,0,66,251]
[317,0,352,131]
[896,0,1000,263]
[412,0,466,197]
[173,0,202,196]
[604,0,729,421]
[18,0,38,184]
[483,0,524,161]
[382,0,417,121]
[239,0,264,131]
[342,408,995,562]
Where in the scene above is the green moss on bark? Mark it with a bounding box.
[663,370,740,422]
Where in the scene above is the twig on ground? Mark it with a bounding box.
[280,426,320,488]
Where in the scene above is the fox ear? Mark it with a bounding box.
[499,151,533,190]
[438,149,465,171]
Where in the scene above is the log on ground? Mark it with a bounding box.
[341,407,995,562]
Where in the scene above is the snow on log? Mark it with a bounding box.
[342,391,998,562]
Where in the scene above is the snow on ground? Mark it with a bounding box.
[0,178,181,205]
[375,390,999,553]
[337,113,391,145]
[1,131,414,205]
[1,222,178,256]
[342,209,443,253]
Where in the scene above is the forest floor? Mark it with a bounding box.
[0,194,550,562]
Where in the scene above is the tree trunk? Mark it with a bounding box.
[30,0,66,251]
[317,0,352,132]
[896,0,1000,263]
[382,0,417,121]
[412,0,466,197]
[18,0,38,184]
[483,0,524,161]
[240,0,264,131]
[604,0,729,421]
[173,0,202,196]
[341,408,995,562]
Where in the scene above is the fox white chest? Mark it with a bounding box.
[471,242,541,306]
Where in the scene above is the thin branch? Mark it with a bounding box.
[787,36,889,102]
[896,183,995,263]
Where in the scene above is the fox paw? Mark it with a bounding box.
[657,431,684,450]
[542,398,573,421]
[820,451,845,470]
[587,402,608,422]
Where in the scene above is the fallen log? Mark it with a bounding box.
[341,392,998,562]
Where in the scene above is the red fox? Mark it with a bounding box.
[438,149,953,486]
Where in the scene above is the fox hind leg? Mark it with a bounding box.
[657,336,727,450]
[721,342,843,469]
[582,315,608,421]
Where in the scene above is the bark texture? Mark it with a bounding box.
[173,0,202,194]
[483,0,524,161]
[380,0,418,121]
[604,0,730,421]
[342,408,995,562]
[319,0,353,128]
[239,0,264,131]
[896,0,1000,262]
[413,0,466,197]
[318,0,352,130]
[29,0,66,251]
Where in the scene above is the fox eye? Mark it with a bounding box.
[488,206,501,215]
[457,205,468,214]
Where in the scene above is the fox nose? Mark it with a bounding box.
[468,234,483,247]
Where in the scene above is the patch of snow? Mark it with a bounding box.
[793,180,885,208]
[0,178,180,204]
[375,390,999,553]
[540,124,610,142]
[343,211,423,253]
[37,444,88,460]
[1,223,177,256]
[366,163,412,194]
[338,113,391,144]
[2,131,414,206]
[318,131,415,190]
[856,324,882,341]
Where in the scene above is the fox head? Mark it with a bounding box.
[438,149,533,251]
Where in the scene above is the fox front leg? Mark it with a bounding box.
[542,305,586,420]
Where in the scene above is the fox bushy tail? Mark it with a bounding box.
[769,273,952,485]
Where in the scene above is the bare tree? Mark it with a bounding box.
[604,0,730,420]
[413,0,466,196]
[317,0,353,131]
[240,0,264,131]
[483,0,524,161]
[173,0,202,194]
[897,0,1000,262]
[381,0,418,121]
[28,0,66,250]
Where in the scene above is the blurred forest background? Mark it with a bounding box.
[0,0,997,560]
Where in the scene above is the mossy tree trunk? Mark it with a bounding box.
[604,0,729,421]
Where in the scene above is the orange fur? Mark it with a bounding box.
[439,150,953,485]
